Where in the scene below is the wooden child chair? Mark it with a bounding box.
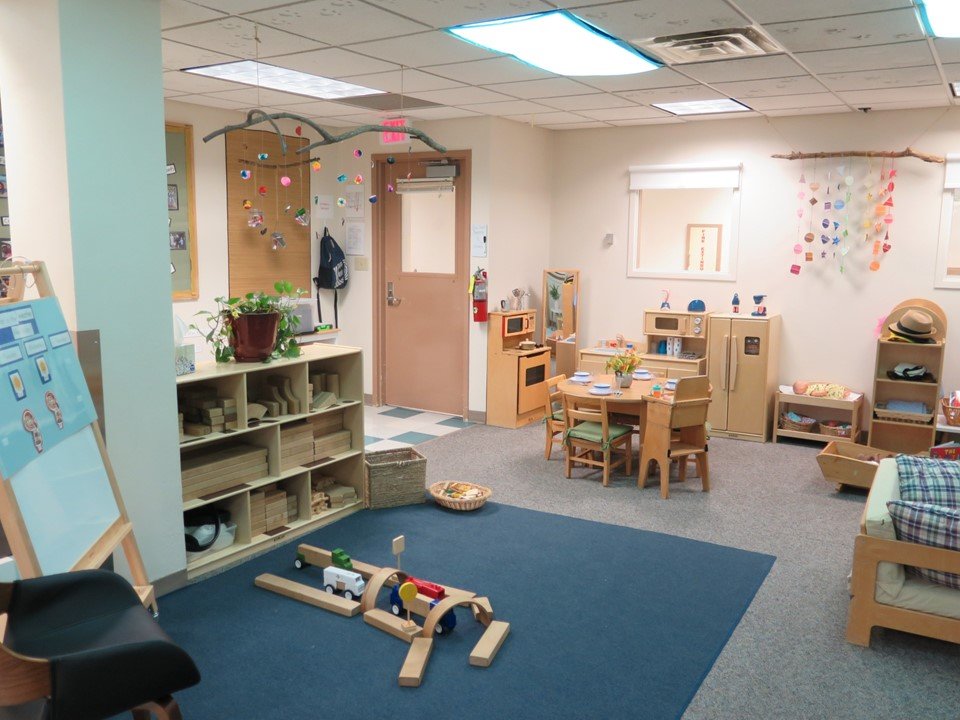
[563,395,634,487]
[637,376,711,499]
[543,374,567,460]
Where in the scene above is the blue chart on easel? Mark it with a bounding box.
[0,297,97,478]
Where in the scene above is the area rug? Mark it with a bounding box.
[157,502,774,720]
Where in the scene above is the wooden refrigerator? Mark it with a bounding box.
[707,314,781,442]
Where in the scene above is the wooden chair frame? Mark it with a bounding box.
[543,374,567,460]
[847,514,960,647]
[563,395,633,487]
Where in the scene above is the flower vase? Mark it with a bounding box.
[616,372,633,388]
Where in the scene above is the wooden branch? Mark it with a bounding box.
[203,109,447,154]
[771,147,944,164]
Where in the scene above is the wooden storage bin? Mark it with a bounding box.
[364,448,427,509]
[817,441,895,490]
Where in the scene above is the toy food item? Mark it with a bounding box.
[792,381,851,400]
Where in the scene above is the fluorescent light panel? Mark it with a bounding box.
[652,98,751,116]
[447,10,661,77]
[917,1,960,38]
[184,60,384,100]
[951,82,960,97]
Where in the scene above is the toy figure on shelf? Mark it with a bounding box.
[660,290,670,309]
[751,294,767,317]
[732,293,740,314]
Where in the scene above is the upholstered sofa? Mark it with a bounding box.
[847,458,960,646]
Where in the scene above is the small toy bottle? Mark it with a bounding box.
[732,293,740,314]
[651,384,662,398]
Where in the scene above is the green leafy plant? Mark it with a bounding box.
[605,349,642,376]
[194,280,305,363]
[548,284,561,301]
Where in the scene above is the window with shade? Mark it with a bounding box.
[935,154,960,289]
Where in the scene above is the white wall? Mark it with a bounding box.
[550,108,960,401]
[637,187,732,272]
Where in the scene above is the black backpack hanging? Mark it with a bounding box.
[313,227,349,328]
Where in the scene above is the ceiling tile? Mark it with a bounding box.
[163,18,325,59]
[576,0,749,42]
[348,31,501,67]
[578,105,674,121]
[245,0,430,45]
[459,99,558,115]
[746,92,844,110]
[819,65,943,92]
[504,110,592,124]
[482,77,596,99]
[273,48,398,78]
[838,85,948,104]
[934,39,960,65]
[796,41,935,74]
[540,121,613,129]
[941,63,960,82]
[407,85,513,105]
[712,75,827,98]
[203,86,328,106]
[164,87,191,98]
[854,98,950,110]
[578,68,692,93]
[330,111,393,124]
[539,93,637,111]
[680,55,808,84]
[761,106,851,116]
[733,0,911,24]
[275,99,369,117]
[161,0,225,30]
[765,9,925,54]
[606,116,685,126]
[424,57,555,85]
[679,110,762,121]
[336,69,464,93]
[163,69,244,94]
[162,39,241,70]
[401,106,484,120]
[362,0,553,28]
[617,84,726,103]
[189,0,293,11]
[170,93,251,110]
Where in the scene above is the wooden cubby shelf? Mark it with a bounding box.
[177,344,366,580]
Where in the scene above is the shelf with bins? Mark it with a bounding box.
[772,392,863,444]
[177,344,366,579]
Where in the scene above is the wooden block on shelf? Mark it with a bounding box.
[310,373,327,393]
[224,420,239,430]
[326,373,340,399]
[314,430,352,458]
[399,637,434,687]
[181,446,267,479]
[309,411,343,436]
[201,408,224,422]
[469,620,510,668]
[218,397,237,409]
[248,403,268,421]
[364,609,420,643]
[263,386,288,415]
[255,574,360,617]
[259,400,280,418]
[269,375,300,415]
[182,423,211,437]
[325,483,357,506]
[182,464,268,501]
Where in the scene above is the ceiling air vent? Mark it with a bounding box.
[634,27,782,65]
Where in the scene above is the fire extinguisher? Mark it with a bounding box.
[471,268,488,322]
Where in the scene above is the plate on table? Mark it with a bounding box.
[570,373,592,384]
[665,380,677,390]
[589,387,613,396]
[634,371,653,380]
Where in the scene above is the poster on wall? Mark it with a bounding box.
[344,221,365,255]
[343,187,364,218]
[685,224,722,272]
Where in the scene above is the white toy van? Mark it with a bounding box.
[323,567,365,600]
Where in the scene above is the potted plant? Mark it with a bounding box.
[606,350,642,387]
[194,280,305,363]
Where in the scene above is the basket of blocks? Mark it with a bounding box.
[429,481,492,511]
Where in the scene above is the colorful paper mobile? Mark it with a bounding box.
[240,169,251,179]
[280,175,292,187]
[353,174,364,184]
[258,153,268,161]
[353,149,363,158]
[368,195,378,204]
[337,174,348,183]
[311,160,322,172]
[337,197,346,207]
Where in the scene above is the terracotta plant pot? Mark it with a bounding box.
[228,312,279,362]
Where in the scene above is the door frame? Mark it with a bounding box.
[371,149,472,417]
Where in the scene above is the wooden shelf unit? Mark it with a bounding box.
[773,392,863,444]
[176,344,365,579]
[867,299,947,455]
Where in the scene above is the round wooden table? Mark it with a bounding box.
[558,374,672,428]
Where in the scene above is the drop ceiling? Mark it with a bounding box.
[161,0,960,130]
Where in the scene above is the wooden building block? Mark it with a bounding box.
[399,637,434,687]
[309,412,343,436]
[182,423,211,437]
[469,620,510,667]
[326,373,340,398]
[364,609,421,643]
[310,373,327,393]
[248,403,268,420]
[314,430,352,458]
[254,574,360,617]
[269,375,300,415]
[263,386,288,415]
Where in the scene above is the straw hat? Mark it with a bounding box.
[888,309,937,340]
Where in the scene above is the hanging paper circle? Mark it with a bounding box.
[834,199,845,210]
[240,169,252,179]
[809,182,820,191]
[887,182,895,192]
[889,169,898,178]
[353,174,364,184]
[337,197,346,207]
[387,156,396,164]
[869,260,880,271]
[790,264,801,275]
[295,125,302,136]
[337,174,348,183]
[368,195,378,204]
[874,204,885,216]
[804,232,814,243]
[258,153,268,161]
[242,199,252,210]
[387,183,395,193]
[884,214,894,224]
[353,149,363,158]
[258,185,268,196]
[311,160,322,172]
[793,243,803,254]
[845,176,854,186]
[280,176,292,187]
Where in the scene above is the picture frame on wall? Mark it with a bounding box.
[685,223,722,272]
[169,231,187,250]
[0,178,7,199]
[1,217,9,227]
[167,184,179,211]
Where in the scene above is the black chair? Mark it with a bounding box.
[0,569,200,720]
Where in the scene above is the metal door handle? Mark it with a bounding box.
[387,282,402,307]
[729,335,739,391]
[720,335,729,392]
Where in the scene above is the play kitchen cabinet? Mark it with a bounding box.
[487,310,550,428]
[707,314,781,441]
[640,308,710,378]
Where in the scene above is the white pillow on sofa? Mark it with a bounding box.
[864,458,905,601]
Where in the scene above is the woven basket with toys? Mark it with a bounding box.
[429,481,491,511]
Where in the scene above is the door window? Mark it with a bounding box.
[401,190,456,274]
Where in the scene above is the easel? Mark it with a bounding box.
[0,261,155,612]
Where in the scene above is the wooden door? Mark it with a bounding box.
[374,151,471,415]
[726,318,769,436]
[706,317,730,431]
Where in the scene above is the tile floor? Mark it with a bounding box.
[363,405,473,452]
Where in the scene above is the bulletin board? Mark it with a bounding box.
[226,129,311,297]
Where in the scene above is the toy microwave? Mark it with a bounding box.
[643,309,710,337]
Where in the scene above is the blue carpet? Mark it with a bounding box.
[158,503,774,720]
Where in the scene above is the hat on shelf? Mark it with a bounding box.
[892,362,927,379]
[888,309,937,342]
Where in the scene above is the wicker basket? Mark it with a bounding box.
[942,398,960,427]
[779,413,817,433]
[819,420,853,438]
[429,481,492,512]
[364,448,427,509]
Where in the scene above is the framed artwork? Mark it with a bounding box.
[166,184,179,211]
[165,123,199,300]
[685,223,722,272]
[169,231,187,250]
